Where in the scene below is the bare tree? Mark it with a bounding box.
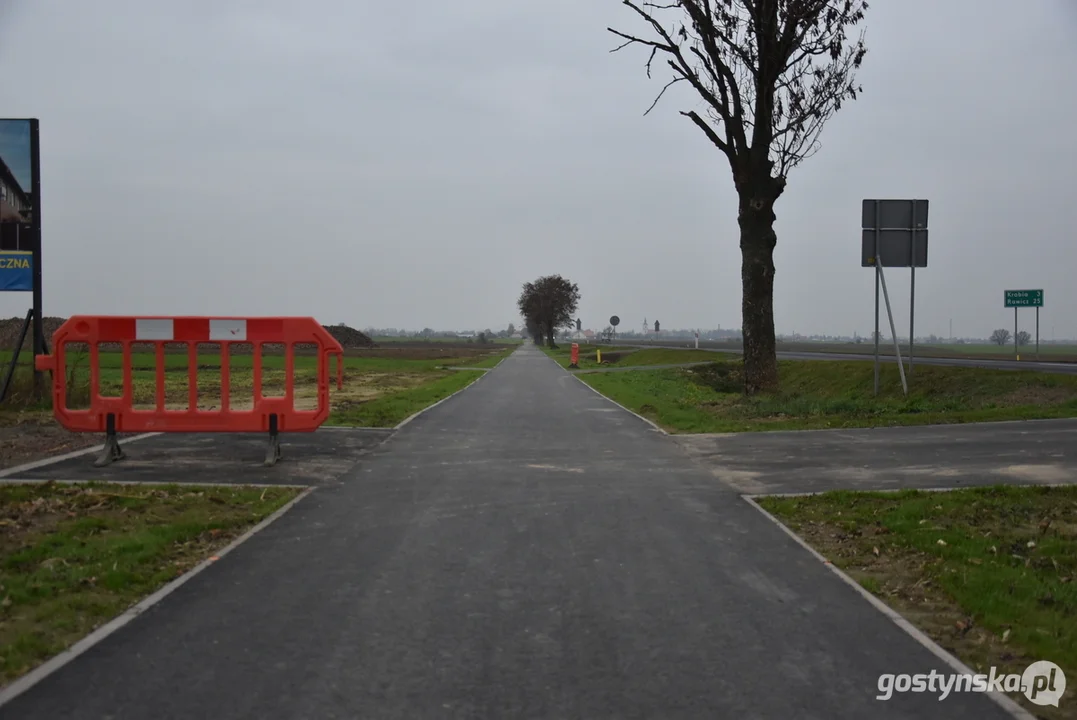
[609,0,868,393]
[990,328,1011,346]
[1015,330,1031,347]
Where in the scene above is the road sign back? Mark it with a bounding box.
[861,199,929,268]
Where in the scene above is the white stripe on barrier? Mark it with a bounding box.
[135,319,173,341]
[209,319,247,341]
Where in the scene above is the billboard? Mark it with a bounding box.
[0,119,35,290]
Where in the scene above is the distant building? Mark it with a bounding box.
[0,155,30,223]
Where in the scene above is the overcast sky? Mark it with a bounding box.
[1,0,1075,339]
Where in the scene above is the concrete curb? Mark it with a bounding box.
[743,482,1077,499]
[0,485,316,709]
[317,426,396,432]
[741,495,1035,720]
[0,432,163,480]
[0,478,311,488]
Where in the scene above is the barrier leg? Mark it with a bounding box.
[94,413,125,468]
[265,413,282,467]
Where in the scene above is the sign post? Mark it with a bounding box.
[1004,290,1044,361]
[862,199,928,396]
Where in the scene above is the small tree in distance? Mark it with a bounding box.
[609,0,868,394]
[1016,330,1031,347]
[518,275,581,349]
[990,328,1011,346]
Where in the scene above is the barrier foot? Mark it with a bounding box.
[264,414,282,467]
[94,415,125,468]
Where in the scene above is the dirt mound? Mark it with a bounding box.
[323,324,376,349]
[0,317,376,353]
[0,316,66,353]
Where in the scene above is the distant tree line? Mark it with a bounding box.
[362,325,519,341]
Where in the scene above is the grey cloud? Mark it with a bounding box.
[0,0,1074,339]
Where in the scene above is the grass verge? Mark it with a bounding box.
[575,354,1077,432]
[327,369,484,427]
[756,486,1076,719]
[0,482,302,685]
[465,351,512,369]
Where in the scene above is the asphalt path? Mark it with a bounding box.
[612,342,1077,375]
[676,418,1077,495]
[2,344,1015,719]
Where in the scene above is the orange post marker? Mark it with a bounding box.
[570,343,579,368]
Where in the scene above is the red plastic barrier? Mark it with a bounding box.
[35,316,344,466]
[570,343,579,368]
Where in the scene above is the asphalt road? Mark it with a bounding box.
[614,342,1077,375]
[2,344,1016,719]
[676,417,1077,495]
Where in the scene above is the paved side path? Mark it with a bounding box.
[2,344,1013,719]
[677,418,1077,495]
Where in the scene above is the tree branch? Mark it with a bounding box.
[680,110,730,154]
[611,0,868,180]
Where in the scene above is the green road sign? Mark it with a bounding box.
[1004,289,1044,308]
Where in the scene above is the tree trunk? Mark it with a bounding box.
[739,190,780,395]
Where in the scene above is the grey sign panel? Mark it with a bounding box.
[861,229,929,267]
[862,199,929,230]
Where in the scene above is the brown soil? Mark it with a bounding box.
[0,414,100,471]
[322,324,376,349]
[0,316,65,354]
[997,386,1077,407]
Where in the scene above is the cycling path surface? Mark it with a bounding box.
[2,343,1015,719]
